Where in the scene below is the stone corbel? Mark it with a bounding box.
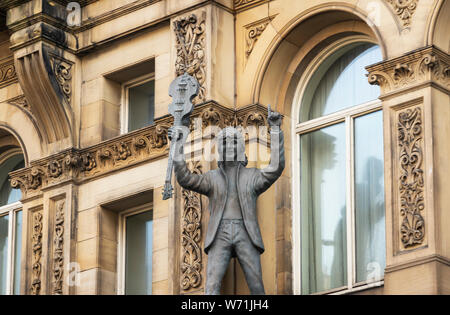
[13,42,74,145]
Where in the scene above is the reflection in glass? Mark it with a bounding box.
[125,210,153,295]
[13,210,22,295]
[128,80,155,132]
[0,155,24,207]
[354,111,385,283]
[0,214,9,295]
[300,123,347,294]
[301,44,382,121]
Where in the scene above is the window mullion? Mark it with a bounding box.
[345,116,353,290]
[6,209,14,295]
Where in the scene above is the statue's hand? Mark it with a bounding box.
[168,126,184,142]
[267,104,282,128]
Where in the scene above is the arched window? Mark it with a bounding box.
[0,152,24,295]
[297,42,385,294]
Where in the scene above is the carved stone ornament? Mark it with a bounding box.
[181,161,203,291]
[398,106,425,248]
[9,102,270,197]
[367,46,450,95]
[53,200,65,294]
[245,19,270,59]
[0,59,17,89]
[31,210,43,295]
[51,56,73,103]
[174,13,206,104]
[385,0,418,28]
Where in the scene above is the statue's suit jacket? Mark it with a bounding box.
[174,130,285,255]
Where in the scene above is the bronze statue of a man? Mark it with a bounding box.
[169,107,284,295]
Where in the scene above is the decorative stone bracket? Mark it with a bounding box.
[14,42,74,145]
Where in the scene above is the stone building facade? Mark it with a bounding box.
[0,0,448,295]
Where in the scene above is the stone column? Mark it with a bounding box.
[367,46,450,294]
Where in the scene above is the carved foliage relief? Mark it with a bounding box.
[397,106,425,249]
[52,200,65,295]
[181,161,203,291]
[51,56,73,103]
[385,0,418,27]
[174,13,206,104]
[245,20,270,59]
[0,59,17,89]
[30,210,43,295]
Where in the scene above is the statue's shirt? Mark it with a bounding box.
[222,163,243,220]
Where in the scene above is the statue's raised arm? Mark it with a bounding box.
[253,104,285,195]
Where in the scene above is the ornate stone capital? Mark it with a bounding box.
[367,46,450,95]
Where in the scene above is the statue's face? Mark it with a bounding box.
[222,134,238,161]
[217,127,245,163]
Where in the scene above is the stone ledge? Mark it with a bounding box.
[9,101,272,197]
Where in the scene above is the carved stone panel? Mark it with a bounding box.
[396,106,425,250]
[180,161,203,291]
[52,199,65,295]
[174,13,207,104]
[30,209,43,295]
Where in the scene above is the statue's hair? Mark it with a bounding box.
[216,127,248,167]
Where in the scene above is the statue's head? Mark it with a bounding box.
[217,127,247,167]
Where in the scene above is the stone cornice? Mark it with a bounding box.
[9,101,272,197]
[366,46,450,96]
[234,0,270,13]
[0,0,97,11]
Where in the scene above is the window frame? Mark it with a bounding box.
[0,201,22,295]
[292,37,385,295]
[120,73,155,134]
[117,202,153,295]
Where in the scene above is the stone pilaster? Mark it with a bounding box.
[367,45,450,294]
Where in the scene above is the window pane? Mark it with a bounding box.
[301,43,382,121]
[354,111,385,283]
[0,155,24,207]
[125,210,153,295]
[128,80,155,132]
[300,123,347,294]
[0,214,9,295]
[13,210,22,295]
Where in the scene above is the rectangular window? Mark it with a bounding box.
[122,75,155,133]
[118,205,153,295]
[0,203,22,295]
[300,123,347,294]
